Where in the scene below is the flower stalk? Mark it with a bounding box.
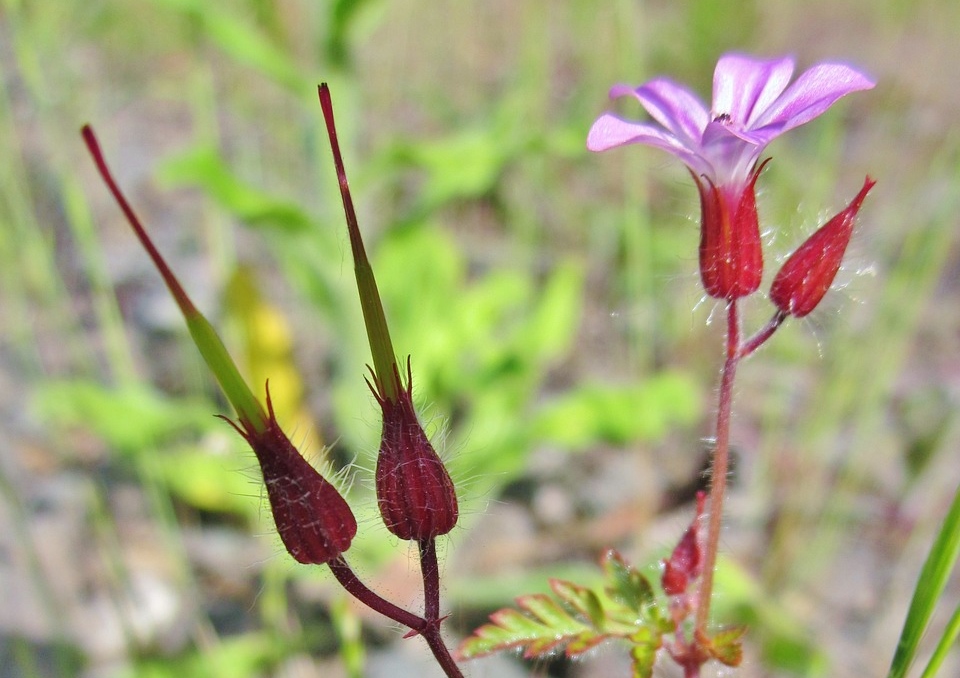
[83,118,464,678]
[318,83,461,676]
[588,52,876,673]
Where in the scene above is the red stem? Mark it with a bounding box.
[327,556,464,678]
[739,310,787,360]
[80,125,198,318]
[420,537,441,623]
[695,302,785,639]
[695,299,740,635]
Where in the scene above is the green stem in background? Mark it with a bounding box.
[317,83,399,402]
[80,125,267,432]
[887,479,960,678]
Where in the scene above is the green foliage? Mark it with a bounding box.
[148,0,307,91]
[458,551,675,678]
[887,481,960,678]
[158,147,314,234]
[125,632,280,678]
[34,381,214,455]
[531,374,701,451]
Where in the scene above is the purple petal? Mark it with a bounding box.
[620,78,710,149]
[701,122,766,187]
[754,62,876,133]
[587,113,713,177]
[712,54,795,129]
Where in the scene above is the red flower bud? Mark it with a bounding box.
[770,177,875,318]
[695,160,768,300]
[370,359,458,541]
[223,385,357,564]
[662,492,706,596]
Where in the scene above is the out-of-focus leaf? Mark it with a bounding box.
[125,631,278,678]
[150,0,306,91]
[34,381,213,455]
[158,146,313,233]
[513,262,583,364]
[154,443,257,516]
[225,265,323,453]
[530,372,701,451]
[629,626,662,678]
[326,0,384,67]
[707,626,746,667]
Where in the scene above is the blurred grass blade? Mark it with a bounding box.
[919,600,960,678]
[150,0,306,91]
[887,481,960,678]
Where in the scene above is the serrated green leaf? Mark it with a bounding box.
[457,593,592,660]
[550,578,605,628]
[629,625,663,678]
[565,632,608,656]
[707,626,746,667]
[602,550,656,617]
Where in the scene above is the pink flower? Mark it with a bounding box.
[588,54,874,300]
[587,53,875,193]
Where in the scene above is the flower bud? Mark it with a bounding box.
[371,359,458,542]
[662,492,706,596]
[695,160,768,300]
[224,385,357,565]
[770,177,875,318]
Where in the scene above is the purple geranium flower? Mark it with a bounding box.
[587,53,875,192]
[587,53,875,300]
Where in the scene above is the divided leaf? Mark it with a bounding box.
[706,626,746,667]
[458,550,667,678]
[457,593,594,660]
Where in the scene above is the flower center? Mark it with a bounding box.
[713,112,732,124]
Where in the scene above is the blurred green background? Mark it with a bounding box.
[2,0,959,676]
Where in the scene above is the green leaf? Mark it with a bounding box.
[887,480,960,678]
[34,380,213,455]
[458,593,592,660]
[550,578,605,628]
[920,599,960,678]
[602,550,656,617]
[458,553,666,666]
[154,445,258,516]
[157,146,313,233]
[149,0,306,91]
[707,626,746,667]
[530,372,701,451]
[629,625,662,678]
